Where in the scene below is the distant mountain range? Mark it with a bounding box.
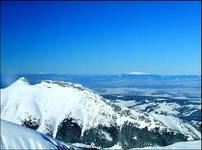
[0,74,201,89]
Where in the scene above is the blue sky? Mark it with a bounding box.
[1,1,201,75]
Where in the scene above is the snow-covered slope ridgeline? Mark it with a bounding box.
[1,77,201,149]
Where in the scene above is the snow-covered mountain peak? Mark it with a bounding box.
[1,78,201,148]
[10,77,29,87]
[2,78,120,136]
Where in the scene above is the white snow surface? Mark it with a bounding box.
[0,119,73,149]
[152,101,181,115]
[151,114,201,140]
[107,143,122,149]
[1,77,200,140]
[114,99,138,108]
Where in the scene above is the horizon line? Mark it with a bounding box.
[0,73,201,76]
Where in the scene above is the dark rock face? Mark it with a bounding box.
[81,125,119,148]
[21,115,40,130]
[54,117,187,149]
[119,122,187,149]
[56,117,82,143]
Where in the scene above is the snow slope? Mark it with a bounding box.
[0,119,74,149]
[151,114,201,140]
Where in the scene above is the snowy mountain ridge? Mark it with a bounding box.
[2,78,165,134]
[1,77,200,148]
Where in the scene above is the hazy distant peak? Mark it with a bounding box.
[125,72,150,75]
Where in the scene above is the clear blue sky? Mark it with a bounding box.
[1,1,201,75]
